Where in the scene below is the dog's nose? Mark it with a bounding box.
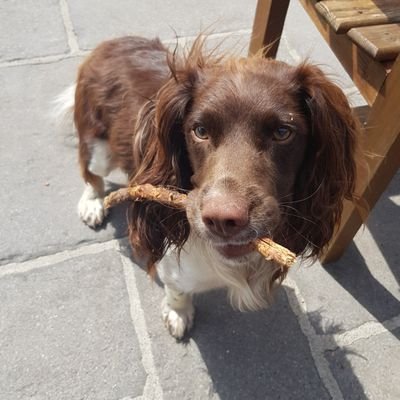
[201,196,249,238]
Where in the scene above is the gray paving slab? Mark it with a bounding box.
[283,2,351,84]
[0,0,69,62]
[361,172,400,272]
[67,0,258,51]
[0,249,146,400]
[178,31,252,58]
[0,59,128,265]
[326,328,400,400]
[126,243,330,400]
[1,0,399,399]
[289,172,400,335]
[182,30,297,63]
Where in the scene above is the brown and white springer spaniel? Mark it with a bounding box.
[57,36,359,339]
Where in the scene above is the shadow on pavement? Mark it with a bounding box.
[190,287,368,399]
[325,172,400,341]
[111,175,399,399]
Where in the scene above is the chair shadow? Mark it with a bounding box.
[362,172,400,282]
[188,287,369,400]
[324,172,400,339]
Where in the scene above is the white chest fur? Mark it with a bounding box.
[157,234,279,312]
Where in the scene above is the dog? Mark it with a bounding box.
[58,36,359,339]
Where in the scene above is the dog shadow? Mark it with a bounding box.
[188,286,367,400]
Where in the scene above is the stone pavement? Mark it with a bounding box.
[0,1,399,399]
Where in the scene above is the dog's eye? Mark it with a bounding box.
[192,126,208,140]
[273,126,293,142]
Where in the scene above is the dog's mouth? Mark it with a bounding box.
[214,242,255,259]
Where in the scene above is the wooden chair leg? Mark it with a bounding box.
[248,0,290,58]
[321,56,400,264]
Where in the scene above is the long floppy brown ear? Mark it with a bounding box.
[282,63,360,259]
[128,52,203,271]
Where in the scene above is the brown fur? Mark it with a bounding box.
[74,36,359,276]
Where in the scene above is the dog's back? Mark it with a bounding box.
[75,36,170,177]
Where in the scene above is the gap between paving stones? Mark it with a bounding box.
[0,29,250,69]
[0,239,119,277]
[0,3,361,102]
[281,32,302,64]
[3,238,400,354]
[2,237,400,399]
[59,0,80,54]
[119,243,163,400]
[284,277,345,400]
[0,238,163,399]
[0,51,88,68]
[324,314,400,351]
[59,0,253,55]
[285,276,400,399]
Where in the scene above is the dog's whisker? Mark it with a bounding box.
[279,209,318,226]
[280,180,325,206]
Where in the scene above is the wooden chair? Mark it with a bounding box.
[249,0,400,263]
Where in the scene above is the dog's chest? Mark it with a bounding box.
[156,237,226,294]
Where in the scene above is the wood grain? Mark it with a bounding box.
[348,23,400,61]
[321,55,400,263]
[299,0,390,106]
[316,0,400,33]
[248,0,290,58]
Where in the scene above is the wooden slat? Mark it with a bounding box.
[299,0,390,106]
[348,23,400,61]
[321,55,400,263]
[316,0,400,33]
[249,0,290,58]
[354,104,370,126]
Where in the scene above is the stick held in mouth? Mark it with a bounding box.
[104,183,187,210]
[104,184,296,268]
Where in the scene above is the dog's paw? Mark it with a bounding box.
[161,296,195,340]
[78,196,108,227]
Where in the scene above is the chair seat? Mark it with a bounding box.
[315,1,400,63]
[316,0,400,33]
[348,23,400,61]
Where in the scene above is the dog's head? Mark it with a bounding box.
[129,41,359,272]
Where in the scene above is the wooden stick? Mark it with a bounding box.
[104,184,296,268]
[104,184,187,210]
[253,238,296,268]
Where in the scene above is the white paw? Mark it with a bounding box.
[161,297,195,339]
[78,196,108,227]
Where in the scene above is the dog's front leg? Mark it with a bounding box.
[161,286,194,340]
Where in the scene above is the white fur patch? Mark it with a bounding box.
[52,84,76,123]
[106,168,129,186]
[78,184,108,227]
[157,234,278,313]
[161,288,194,339]
[88,139,113,177]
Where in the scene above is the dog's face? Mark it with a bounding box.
[130,51,358,271]
[184,63,309,262]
